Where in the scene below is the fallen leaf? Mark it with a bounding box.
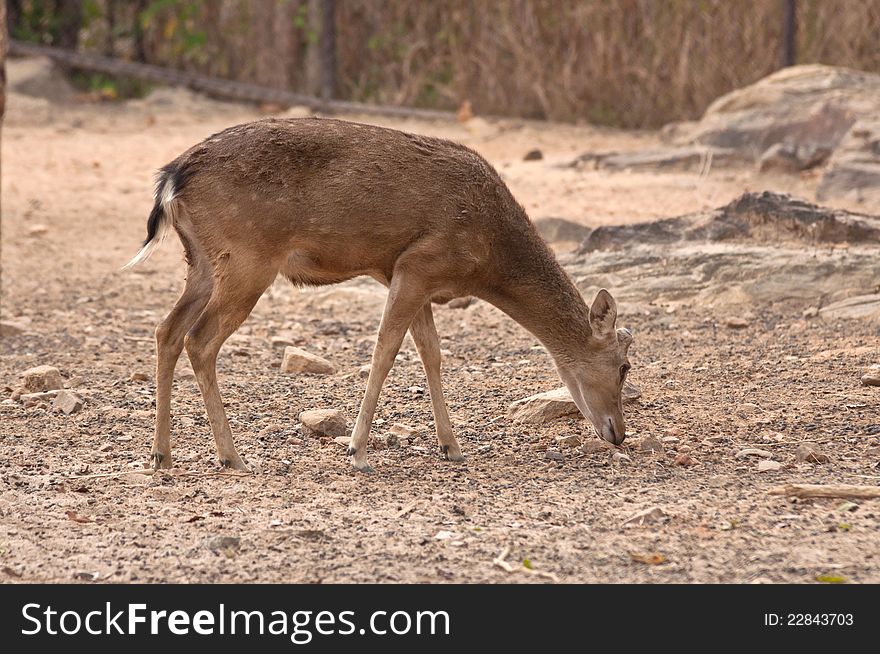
[815,574,847,584]
[630,552,667,565]
[522,558,534,570]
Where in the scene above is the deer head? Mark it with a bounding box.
[558,289,633,445]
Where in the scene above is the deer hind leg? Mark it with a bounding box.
[151,261,213,469]
[409,304,464,462]
[349,269,429,472]
[184,255,277,470]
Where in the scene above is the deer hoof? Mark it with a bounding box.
[150,452,171,470]
[440,444,465,462]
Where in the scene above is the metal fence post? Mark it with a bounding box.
[320,0,337,100]
[781,0,797,68]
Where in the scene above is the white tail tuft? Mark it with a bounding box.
[122,176,177,270]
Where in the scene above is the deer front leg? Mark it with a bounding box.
[349,271,428,472]
[409,304,464,462]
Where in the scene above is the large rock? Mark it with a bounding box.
[508,382,641,424]
[563,193,880,315]
[819,294,880,321]
[578,192,880,253]
[280,347,335,375]
[817,120,880,205]
[299,409,347,439]
[20,365,63,392]
[672,65,880,155]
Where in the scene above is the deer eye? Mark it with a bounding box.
[619,364,631,383]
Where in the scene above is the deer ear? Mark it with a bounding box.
[589,289,618,338]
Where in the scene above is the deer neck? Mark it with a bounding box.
[482,229,592,369]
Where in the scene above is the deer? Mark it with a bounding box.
[124,117,633,473]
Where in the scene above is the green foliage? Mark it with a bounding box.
[70,72,153,101]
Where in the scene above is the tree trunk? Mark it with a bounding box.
[56,0,82,50]
[320,0,336,100]
[304,0,322,96]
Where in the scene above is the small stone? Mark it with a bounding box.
[674,453,698,467]
[115,435,133,443]
[736,402,761,415]
[203,535,241,554]
[98,443,113,452]
[358,364,372,379]
[622,380,642,402]
[26,223,49,236]
[381,432,400,448]
[555,434,581,448]
[725,317,749,329]
[580,440,614,454]
[524,149,544,161]
[802,306,819,319]
[736,448,773,459]
[53,390,84,415]
[622,506,669,526]
[0,320,29,336]
[64,376,85,389]
[639,436,664,453]
[129,372,149,382]
[20,365,63,392]
[280,347,335,375]
[333,436,352,447]
[545,451,564,461]
[665,426,683,438]
[612,452,631,465]
[861,369,880,387]
[661,436,680,444]
[388,423,421,439]
[19,390,60,403]
[270,333,299,348]
[795,442,829,464]
[408,386,425,395]
[757,459,782,472]
[299,409,347,438]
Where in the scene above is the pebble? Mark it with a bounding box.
[861,368,880,387]
[735,448,773,459]
[674,453,698,467]
[388,423,421,439]
[523,149,544,161]
[612,452,631,465]
[299,409,347,438]
[333,436,352,447]
[129,372,150,382]
[795,442,829,464]
[0,320,29,336]
[20,365,63,392]
[19,390,60,403]
[358,364,372,379]
[638,436,664,453]
[545,451,564,461]
[757,459,782,472]
[580,440,614,454]
[280,347,335,375]
[555,434,581,448]
[725,317,749,329]
[53,390,84,415]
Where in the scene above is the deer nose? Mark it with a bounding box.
[602,418,626,445]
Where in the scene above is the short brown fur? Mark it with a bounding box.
[130,118,632,472]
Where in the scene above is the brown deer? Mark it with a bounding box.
[124,118,633,473]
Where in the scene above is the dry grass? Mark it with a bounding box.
[87,0,880,127]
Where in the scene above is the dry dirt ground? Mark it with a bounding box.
[1,58,879,584]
